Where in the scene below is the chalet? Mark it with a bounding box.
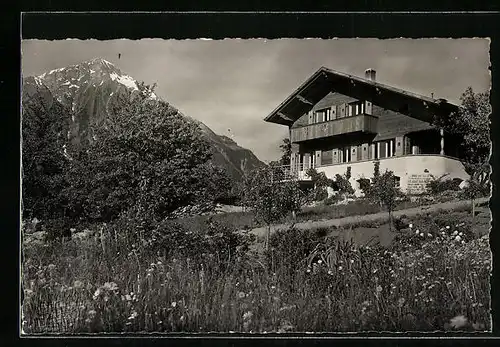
[264,67,469,196]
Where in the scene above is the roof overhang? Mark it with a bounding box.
[264,67,460,127]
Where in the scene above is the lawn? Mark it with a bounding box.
[174,197,436,234]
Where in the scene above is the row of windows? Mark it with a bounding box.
[299,139,399,167]
[308,101,371,124]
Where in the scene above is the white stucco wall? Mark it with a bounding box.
[300,155,469,196]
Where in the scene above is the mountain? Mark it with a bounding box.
[22,58,265,181]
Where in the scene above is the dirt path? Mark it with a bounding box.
[244,197,490,239]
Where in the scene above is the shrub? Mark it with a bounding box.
[427,176,463,195]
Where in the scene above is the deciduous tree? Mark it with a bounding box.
[432,87,491,222]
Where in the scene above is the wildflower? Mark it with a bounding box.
[73,280,83,289]
[171,301,177,308]
[103,282,118,291]
[47,264,56,271]
[327,270,333,275]
[461,240,466,245]
[93,288,102,300]
[270,285,276,290]
[128,311,138,320]
[449,315,468,329]
[243,311,253,321]
[452,230,458,236]
[446,226,450,229]
[409,223,413,228]
[455,235,462,242]
[338,266,343,271]
[398,298,405,307]
[419,233,424,237]
[375,285,383,294]
[317,259,322,264]
[427,233,432,238]
[415,229,420,235]
[238,292,246,299]
[350,259,354,264]
[306,268,311,273]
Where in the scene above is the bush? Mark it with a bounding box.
[427,176,463,195]
[324,194,343,206]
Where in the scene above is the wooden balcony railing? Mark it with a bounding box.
[290,114,378,143]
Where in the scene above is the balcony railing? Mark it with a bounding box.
[271,164,311,182]
[290,114,379,143]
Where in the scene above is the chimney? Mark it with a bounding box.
[365,68,376,81]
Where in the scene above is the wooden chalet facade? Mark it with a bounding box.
[264,67,469,195]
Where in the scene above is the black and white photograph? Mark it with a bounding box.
[20,37,492,334]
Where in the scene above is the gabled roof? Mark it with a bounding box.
[264,67,460,126]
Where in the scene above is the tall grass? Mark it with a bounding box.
[21,212,491,333]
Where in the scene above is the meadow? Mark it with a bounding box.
[21,201,491,333]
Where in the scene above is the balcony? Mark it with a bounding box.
[290,114,378,143]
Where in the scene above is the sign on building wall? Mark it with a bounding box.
[407,174,432,194]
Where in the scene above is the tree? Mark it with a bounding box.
[306,168,332,201]
[279,138,292,166]
[368,169,402,232]
[244,166,305,250]
[21,88,70,224]
[63,83,216,224]
[432,87,491,223]
[306,167,354,203]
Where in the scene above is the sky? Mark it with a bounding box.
[21,38,491,163]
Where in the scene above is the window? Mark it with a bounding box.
[340,147,351,163]
[347,101,367,116]
[314,108,332,123]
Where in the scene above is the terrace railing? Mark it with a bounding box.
[270,164,311,182]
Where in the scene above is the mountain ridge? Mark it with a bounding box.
[23,58,265,181]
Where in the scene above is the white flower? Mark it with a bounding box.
[449,315,468,329]
[317,259,322,264]
[419,233,425,237]
[455,235,462,242]
[427,233,432,238]
[409,223,413,228]
[415,230,420,235]
[338,266,343,270]
[452,230,458,236]
[459,232,463,236]
[171,301,177,308]
[446,226,450,229]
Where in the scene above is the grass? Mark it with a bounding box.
[21,207,491,333]
[176,198,432,233]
